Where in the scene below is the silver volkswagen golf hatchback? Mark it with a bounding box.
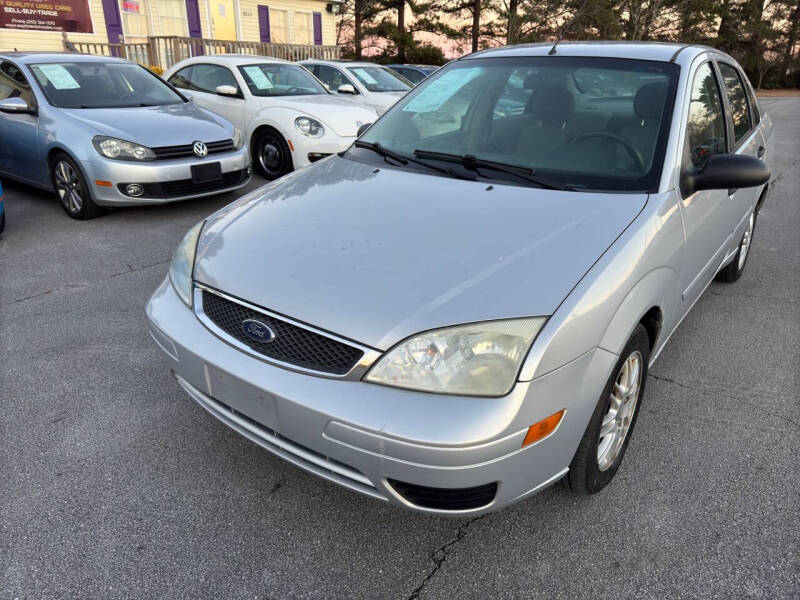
[147,43,771,515]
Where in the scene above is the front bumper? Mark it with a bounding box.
[146,277,617,515]
[83,147,251,206]
[290,134,355,170]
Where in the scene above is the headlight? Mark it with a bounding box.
[365,318,547,396]
[294,116,325,138]
[92,136,155,161]
[231,127,244,149]
[168,221,204,307]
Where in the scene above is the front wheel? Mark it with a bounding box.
[716,211,755,283]
[252,128,293,180]
[51,153,105,220]
[566,324,650,494]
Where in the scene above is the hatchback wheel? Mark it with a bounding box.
[252,128,293,180]
[51,153,105,220]
[566,324,649,494]
[716,211,755,283]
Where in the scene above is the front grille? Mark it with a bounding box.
[119,169,248,199]
[152,139,235,159]
[388,480,498,511]
[200,289,364,375]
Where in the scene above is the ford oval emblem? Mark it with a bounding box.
[241,319,275,343]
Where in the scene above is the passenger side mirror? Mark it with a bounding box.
[681,154,770,197]
[337,83,356,95]
[357,122,372,137]
[0,97,35,115]
[216,85,239,97]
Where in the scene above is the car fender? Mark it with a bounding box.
[245,107,302,144]
[519,191,684,381]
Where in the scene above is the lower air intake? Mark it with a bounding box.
[388,479,498,511]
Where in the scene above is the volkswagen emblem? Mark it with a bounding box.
[241,319,275,343]
[193,141,208,158]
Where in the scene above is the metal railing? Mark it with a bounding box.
[63,33,340,71]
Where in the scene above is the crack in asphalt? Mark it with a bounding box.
[0,258,169,308]
[408,515,485,599]
[707,287,798,306]
[648,372,799,430]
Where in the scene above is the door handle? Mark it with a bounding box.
[757,145,765,158]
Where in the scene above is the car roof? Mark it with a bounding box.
[466,41,726,63]
[0,52,129,64]
[174,54,291,67]
[301,59,385,68]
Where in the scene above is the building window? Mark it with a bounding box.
[294,11,312,45]
[120,0,151,42]
[157,0,188,35]
[269,8,288,43]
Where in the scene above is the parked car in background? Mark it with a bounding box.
[165,56,377,180]
[147,43,771,515]
[386,64,439,85]
[0,53,250,220]
[300,60,412,115]
[0,180,5,234]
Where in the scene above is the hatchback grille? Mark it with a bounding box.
[388,480,498,511]
[200,289,365,376]
[152,139,235,159]
[119,169,248,199]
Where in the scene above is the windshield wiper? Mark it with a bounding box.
[413,149,568,191]
[353,140,478,181]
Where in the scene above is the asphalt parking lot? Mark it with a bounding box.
[1,98,798,599]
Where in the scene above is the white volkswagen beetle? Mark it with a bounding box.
[165,56,378,179]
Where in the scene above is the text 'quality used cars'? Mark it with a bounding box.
[147,43,771,515]
[165,56,378,180]
[0,53,251,220]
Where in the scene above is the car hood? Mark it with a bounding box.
[58,102,233,147]
[369,91,406,113]
[258,95,377,137]
[194,157,647,350]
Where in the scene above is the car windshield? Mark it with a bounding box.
[357,56,678,191]
[347,65,411,92]
[237,63,328,96]
[29,61,184,109]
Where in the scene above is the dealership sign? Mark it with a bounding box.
[0,0,94,33]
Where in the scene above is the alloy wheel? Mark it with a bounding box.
[258,138,283,176]
[597,350,643,471]
[54,160,84,214]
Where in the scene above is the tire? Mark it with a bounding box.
[252,128,293,180]
[716,211,755,283]
[51,153,105,220]
[566,324,650,494]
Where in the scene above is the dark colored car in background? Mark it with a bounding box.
[385,64,439,85]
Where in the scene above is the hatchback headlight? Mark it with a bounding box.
[168,221,204,307]
[92,136,155,161]
[365,318,547,396]
[295,116,324,138]
[231,127,244,149]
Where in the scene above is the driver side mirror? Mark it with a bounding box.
[337,83,356,95]
[216,84,240,98]
[0,97,36,115]
[681,154,770,197]
[357,122,372,137]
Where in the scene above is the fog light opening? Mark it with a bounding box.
[522,410,565,447]
[125,184,144,197]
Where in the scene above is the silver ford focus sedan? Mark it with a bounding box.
[0,53,251,220]
[146,43,771,515]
